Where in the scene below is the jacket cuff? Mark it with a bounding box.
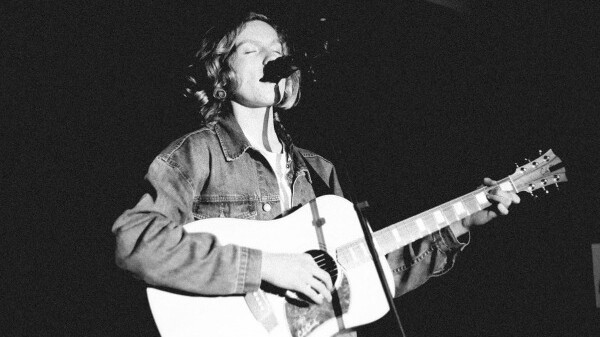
[238,247,263,293]
[438,226,470,252]
[429,227,470,277]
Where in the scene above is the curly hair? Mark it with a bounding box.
[184,12,301,122]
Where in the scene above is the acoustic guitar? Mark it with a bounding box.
[147,150,566,337]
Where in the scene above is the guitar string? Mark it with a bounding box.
[339,185,497,264]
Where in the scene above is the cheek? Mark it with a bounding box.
[233,66,260,91]
[228,65,251,94]
[228,57,251,82]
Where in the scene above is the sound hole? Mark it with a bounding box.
[306,249,338,285]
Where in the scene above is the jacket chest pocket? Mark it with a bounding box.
[192,198,258,220]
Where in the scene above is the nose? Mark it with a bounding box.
[263,49,282,65]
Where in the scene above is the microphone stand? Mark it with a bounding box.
[354,200,407,337]
[332,143,407,337]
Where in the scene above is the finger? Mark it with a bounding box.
[312,266,334,291]
[307,277,332,302]
[497,203,509,215]
[299,283,324,304]
[310,268,333,300]
[487,193,512,208]
[487,210,498,220]
[484,179,520,205]
[483,177,497,186]
[300,254,333,291]
[498,192,517,207]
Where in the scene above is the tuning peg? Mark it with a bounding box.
[539,149,543,155]
[515,162,526,172]
[527,184,536,198]
[541,179,550,194]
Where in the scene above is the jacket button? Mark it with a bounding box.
[262,203,272,212]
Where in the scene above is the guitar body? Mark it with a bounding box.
[147,195,395,337]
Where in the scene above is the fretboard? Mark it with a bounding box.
[336,177,515,267]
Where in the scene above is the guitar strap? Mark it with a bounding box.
[245,290,279,332]
[309,199,327,250]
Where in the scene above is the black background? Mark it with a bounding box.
[5,0,600,336]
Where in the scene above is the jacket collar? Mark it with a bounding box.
[213,112,253,161]
[213,112,312,183]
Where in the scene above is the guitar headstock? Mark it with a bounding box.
[509,149,567,195]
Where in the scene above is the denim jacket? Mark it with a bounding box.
[113,112,468,298]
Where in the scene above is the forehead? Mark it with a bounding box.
[236,20,281,44]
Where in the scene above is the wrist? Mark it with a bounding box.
[440,225,470,251]
[449,220,469,238]
[461,217,471,230]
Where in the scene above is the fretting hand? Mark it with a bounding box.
[462,177,521,229]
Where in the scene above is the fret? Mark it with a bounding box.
[499,181,513,192]
[372,238,383,255]
[354,244,366,261]
[376,226,400,252]
[463,196,481,214]
[385,224,416,249]
[345,242,375,265]
[452,201,468,217]
[442,207,456,224]
[475,191,489,206]
[358,243,368,258]
[376,231,396,252]
[420,214,437,233]
[349,245,358,262]
[432,211,446,225]
[415,218,428,233]
[336,248,350,266]
[391,228,401,243]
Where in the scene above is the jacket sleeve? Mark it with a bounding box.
[387,227,470,297]
[112,156,262,295]
[325,163,470,296]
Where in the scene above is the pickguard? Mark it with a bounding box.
[285,274,351,337]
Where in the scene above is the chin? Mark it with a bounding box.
[260,94,281,107]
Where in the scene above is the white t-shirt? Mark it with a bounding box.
[255,147,292,212]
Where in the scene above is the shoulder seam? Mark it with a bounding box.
[162,127,215,161]
[157,156,195,190]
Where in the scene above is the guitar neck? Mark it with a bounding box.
[336,177,515,267]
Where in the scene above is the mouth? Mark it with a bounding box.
[259,74,278,83]
[260,56,299,83]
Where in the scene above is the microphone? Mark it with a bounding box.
[261,56,300,83]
